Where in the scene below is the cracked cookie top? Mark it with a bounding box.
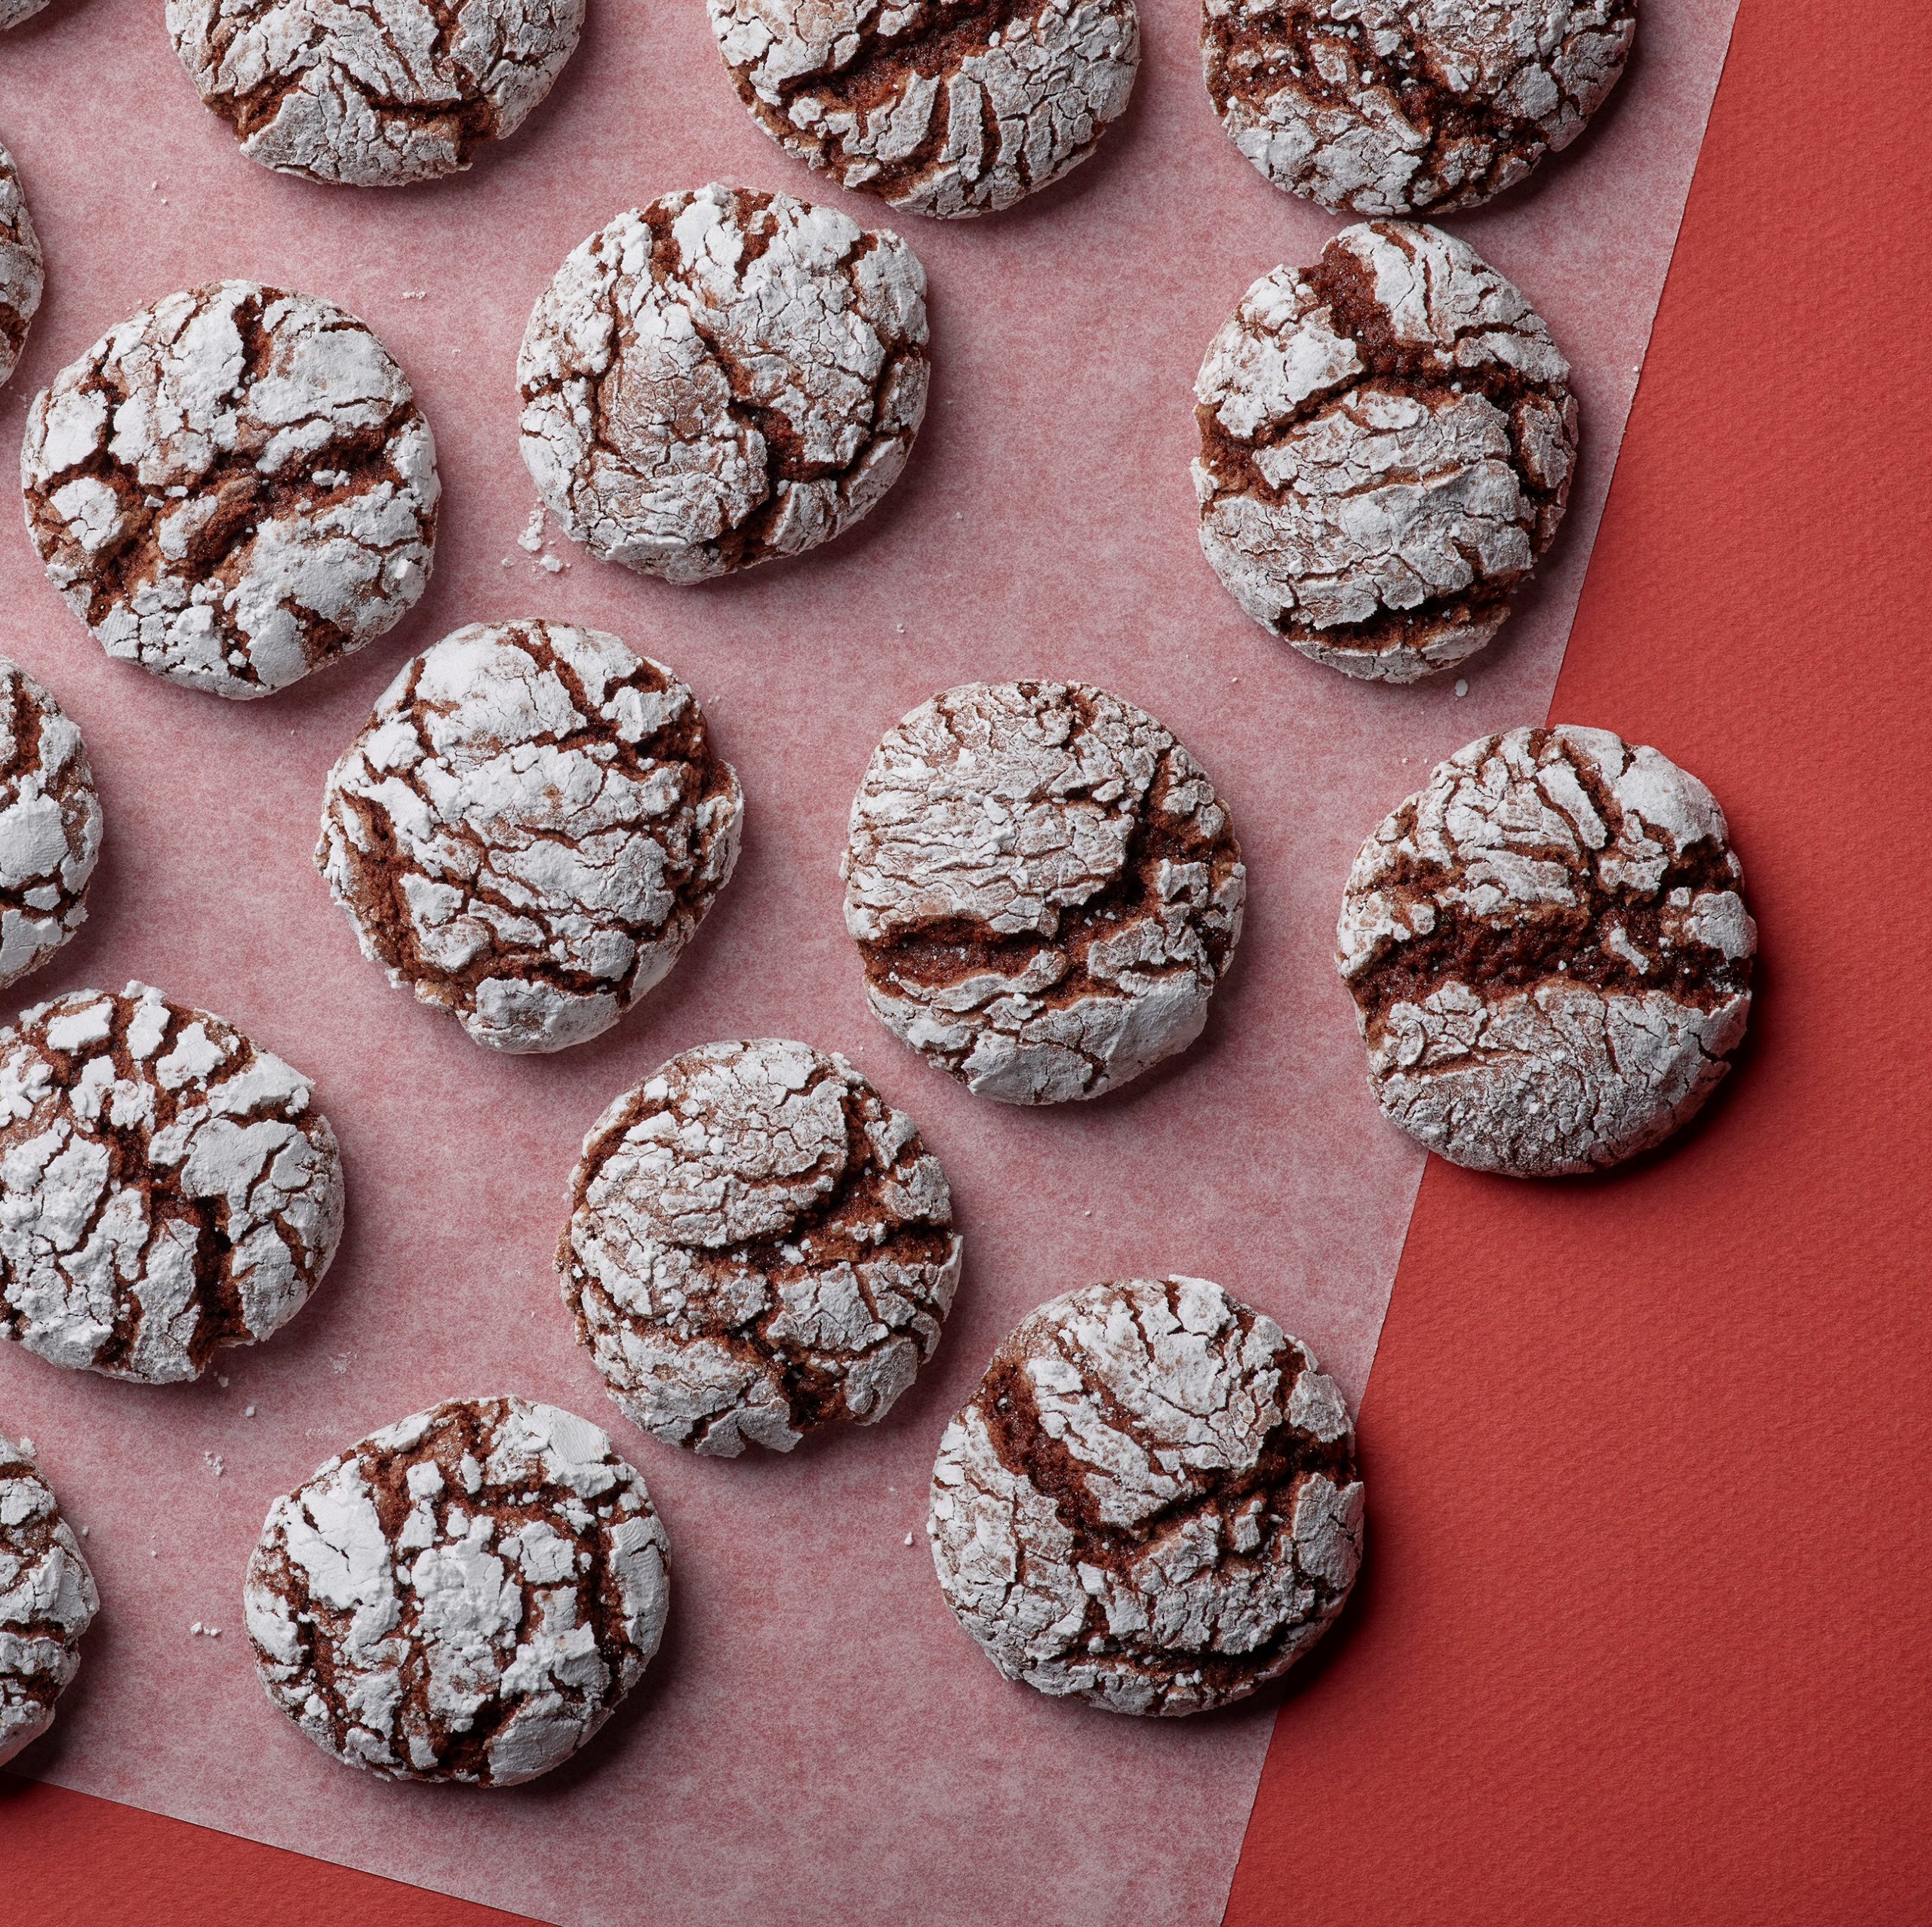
[517,184,929,584]
[709,0,1140,220]
[928,1275,1361,1716]
[0,142,42,389]
[0,983,346,1384]
[842,682,1244,1105]
[22,282,440,700]
[561,1038,963,1457]
[1202,0,1635,215]
[317,621,743,1055]
[1193,220,1574,683]
[245,1396,669,1785]
[0,659,103,993]
[0,1434,98,1766]
[166,0,586,187]
[1338,725,1756,1175]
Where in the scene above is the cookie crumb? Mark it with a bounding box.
[1454,679,1469,697]
[540,553,563,574]
[518,505,546,553]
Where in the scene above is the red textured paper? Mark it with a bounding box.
[0,1,1733,1922]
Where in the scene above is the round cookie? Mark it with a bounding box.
[561,1039,963,1458]
[928,1276,1362,1716]
[166,0,585,188]
[318,622,743,1055]
[0,1435,98,1765]
[1337,725,1757,1176]
[245,1396,669,1785]
[1201,0,1635,216]
[842,682,1244,1105]
[0,983,346,1384]
[0,140,42,389]
[1193,220,1574,682]
[517,184,928,583]
[22,281,439,700]
[0,658,102,991]
[709,0,1140,220]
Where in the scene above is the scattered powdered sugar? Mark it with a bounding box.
[561,1038,963,1456]
[0,657,103,992]
[0,1433,99,1764]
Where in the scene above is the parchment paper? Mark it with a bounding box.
[0,1,1737,1919]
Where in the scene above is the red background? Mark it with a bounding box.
[5,0,1930,1919]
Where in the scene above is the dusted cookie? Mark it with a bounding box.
[318,622,743,1054]
[1202,0,1634,216]
[0,1,48,29]
[518,185,928,583]
[1194,221,1574,682]
[1338,725,1756,1175]
[0,141,42,389]
[167,0,585,187]
[0,983,346,1384]
[0,1435,97,1765]
[843,682,1244,1104]
[561,1039,962,1457]
[0,659,102,991]
[709,0,1140,219]
[929,1276,1362,1716]
[23,282,439,700]
[245,1397,669,1785]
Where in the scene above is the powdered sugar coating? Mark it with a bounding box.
[1202,0,1635,215]
[0,1,49,26]
[0,983,346,1384]
[709,0,1140,219]
[517,184,929,583]
[318,621,743,1054]
[929,1276,1361,1716]
[561,1039,962,1457]
[844,682,1244,1105]
[0,142,42,389]
[245,1396,669,1785]
[0,659,103,992]
[1338,725,1756,1175]
[22,281,439,700]
[0,1434,97,1765]
[1194,220,1574,682]
[167,0,586,187]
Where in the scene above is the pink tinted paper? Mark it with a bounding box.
[0,2,1736,1921]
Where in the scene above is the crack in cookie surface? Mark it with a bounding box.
[1193,220,1574,682]
[317,621,743,1054]
[166,0,585,186]
[0,142,42,388]
[1202,0,1635,215]
[517,184,929,583]
[245,1396,669,1784]
[0,659,103,992]
[561,1038,962,1456]
[0,1434,98,1765]
[22,282,439,700]
[928,1276,1361,1715]
[709,0,1140,218]
[843,682,1244,1104]
[1337,724,1756,1175]
[0,982,346,1384]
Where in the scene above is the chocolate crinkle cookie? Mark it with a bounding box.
[1202,0,1635,215]
[1339,725,1756,1176]
[318,622,743,1054]
[1194,220,1574,682]
[0,0,48,30]
[518,184,928,583]
[709,0,1140,219]
[0,1435,98,1765]
[843,682,1244,1105]
[166,0,585,187]
[0,659,102,992]
[245,1396,669,1785]
[0,141,42,389]
[0,983,346,1384]
[22,281,439,700]
[561,1039,962,1458]
[929,1276,1362,1716]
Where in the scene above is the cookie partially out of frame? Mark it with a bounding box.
[0,1434,98,1765]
